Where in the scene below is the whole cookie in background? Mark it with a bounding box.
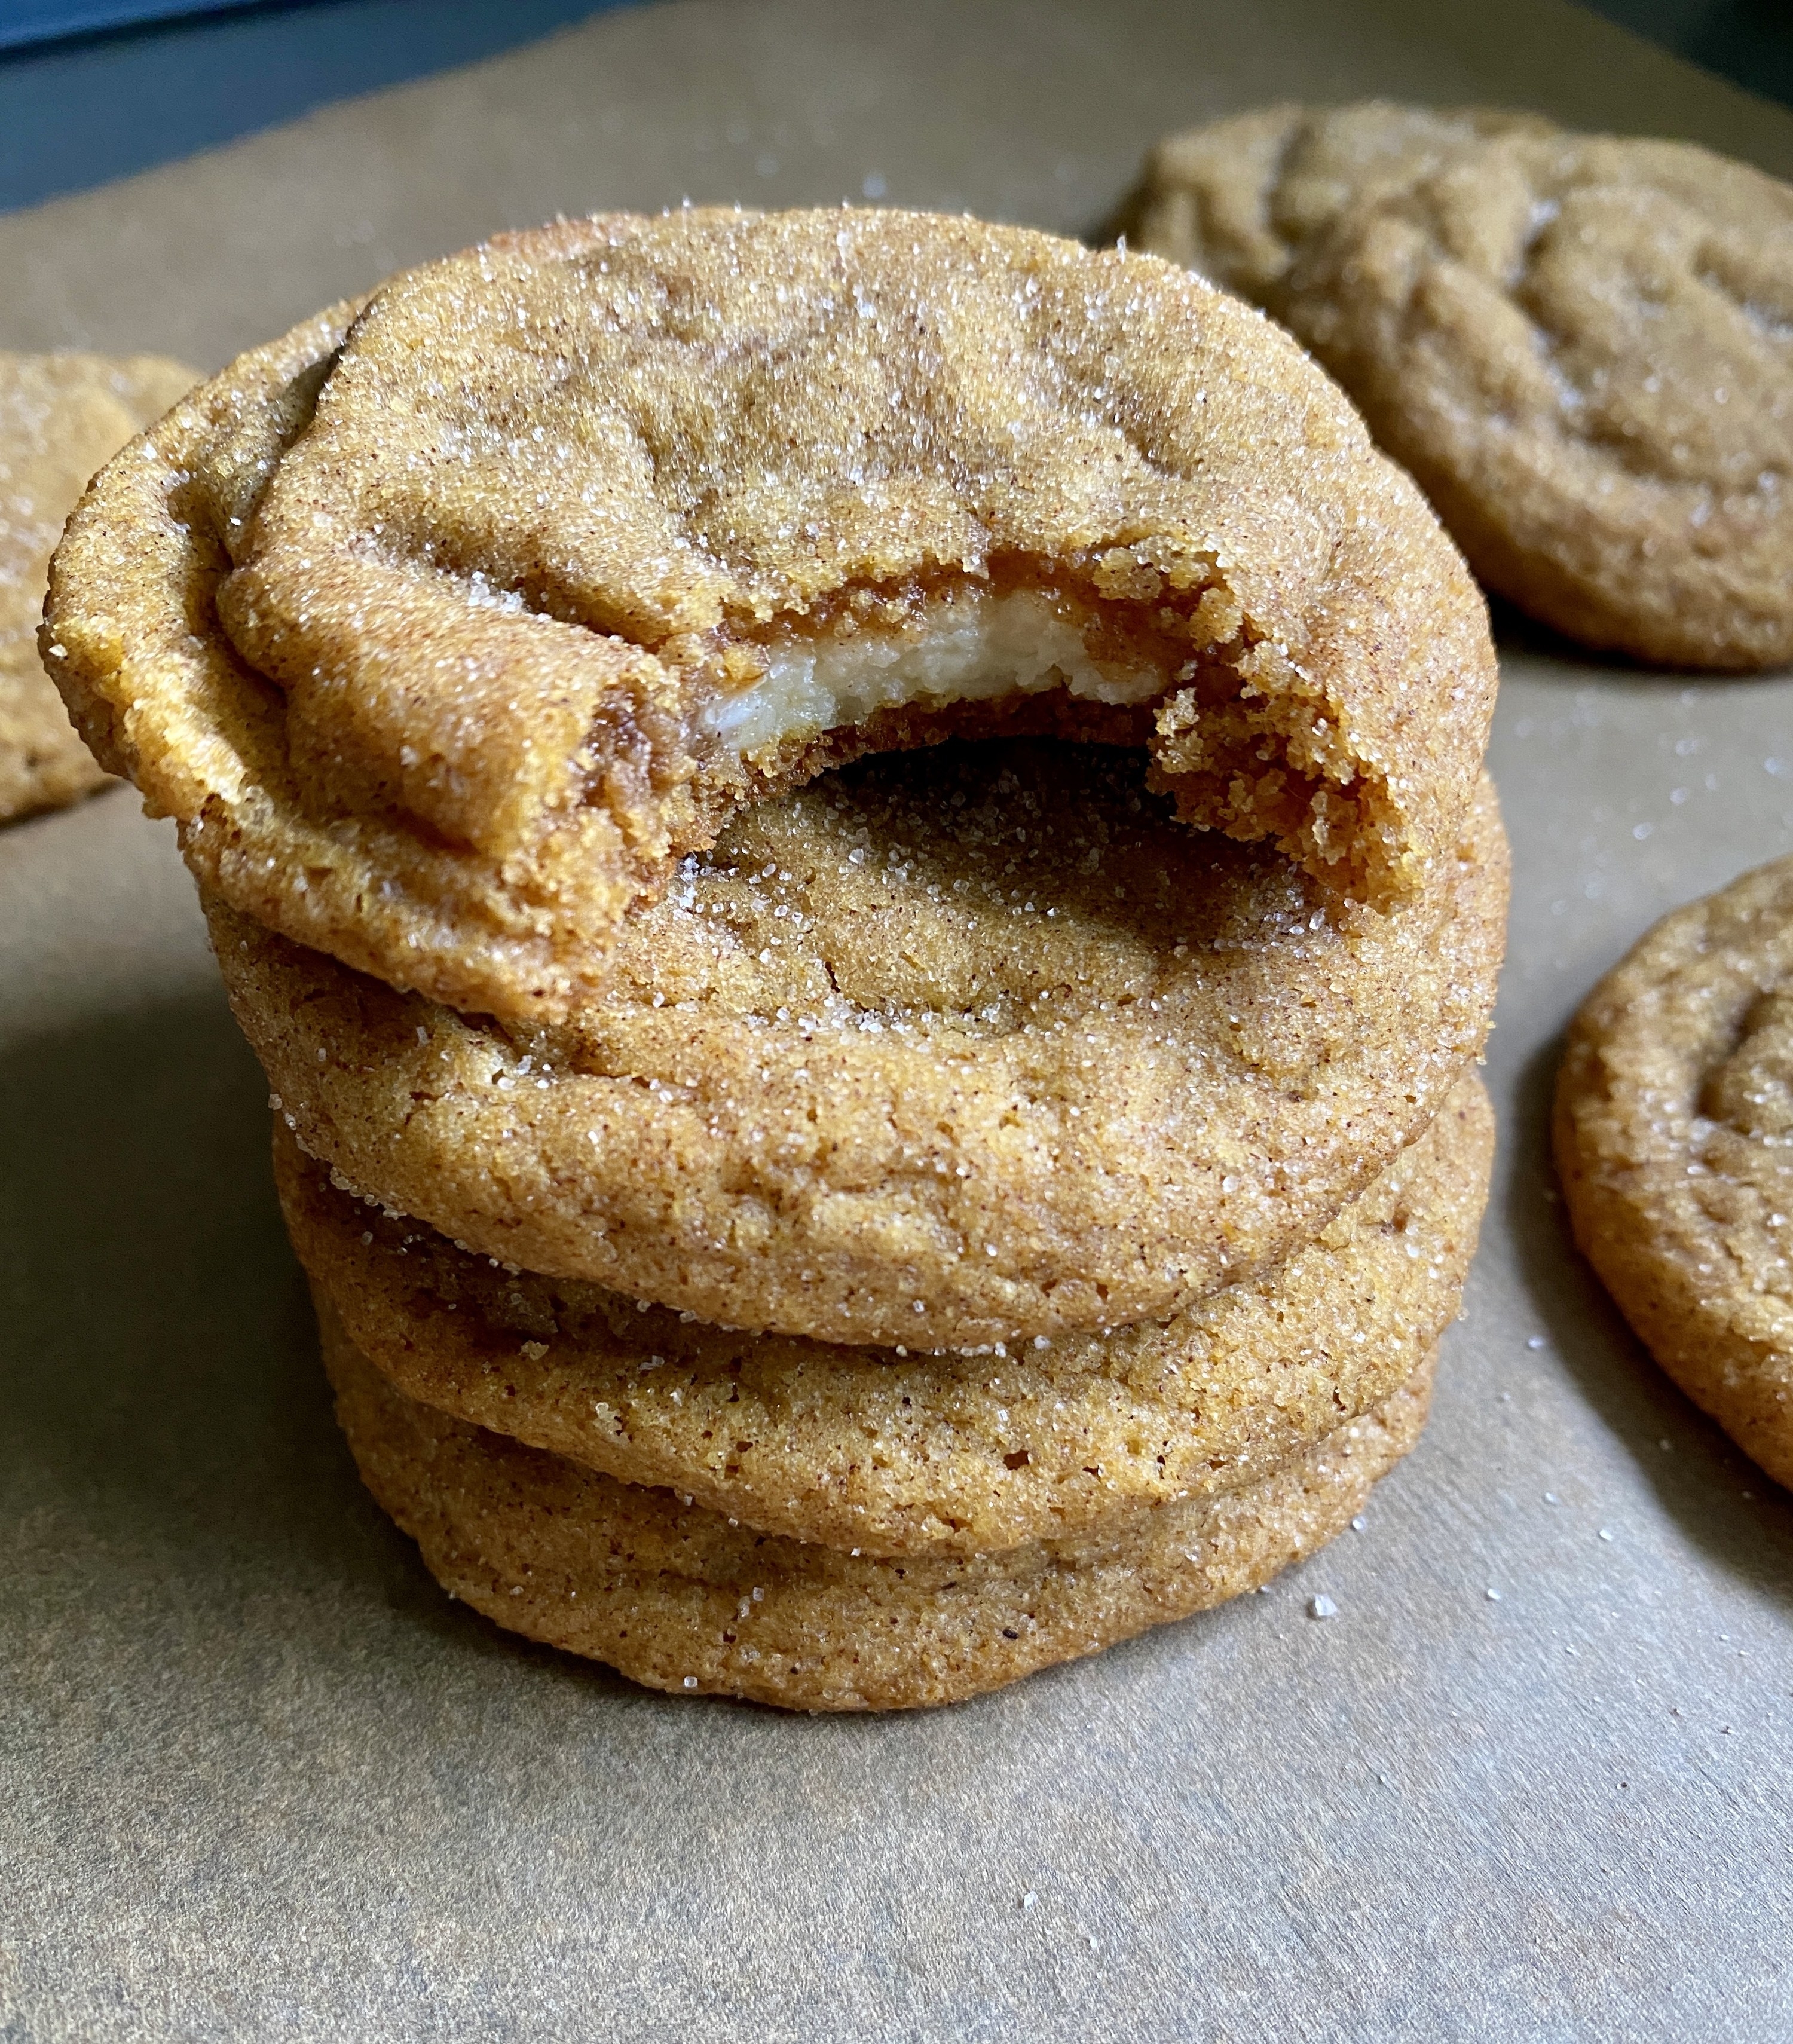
[279,1072,1492,1558]
[1,351,194,822]
[1121,103,1793,672]
[1556,854,1793,1488]
[47,207,1497,1022]
[320,1300,1436,1712]
[216,741,1508,1350]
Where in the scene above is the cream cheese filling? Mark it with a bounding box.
[702,588,1168,755]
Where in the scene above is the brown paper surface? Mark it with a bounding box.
[4,4,1792,2036]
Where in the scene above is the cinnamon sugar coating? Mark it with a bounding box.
[218,741,1507,1349]
[321,1299,1434,1713]
[1,351,194,822]
[48,208,1495,1020]
[280,1073,1489,1558]
[1556,855,1793,1488]
[1122,104,1793,671]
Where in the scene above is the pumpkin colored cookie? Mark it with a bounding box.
[49,208,1495,1020]
[282,1071,1491,1557]
[321,1296,1436,1712]
[1557,853,1793,1486]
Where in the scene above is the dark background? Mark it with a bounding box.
[0,0,1788,219]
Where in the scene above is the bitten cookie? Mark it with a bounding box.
[221,741,1507,1348]
[280,1072,1492,1558]
[1122,103,1793,671]
[47,207,1497,1021]
[321,1298,1435,1712]
[1556,853,1793,1486]
[1,351,194,822]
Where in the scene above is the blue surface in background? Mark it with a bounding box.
[0,0,246,53]
[0,0,630,214]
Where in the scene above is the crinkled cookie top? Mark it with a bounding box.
[48,207,1494,1020]
[1123,104,1793,670]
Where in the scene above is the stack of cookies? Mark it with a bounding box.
[47,209,1507,1709]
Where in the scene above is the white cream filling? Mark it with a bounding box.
[702,588,1169,754]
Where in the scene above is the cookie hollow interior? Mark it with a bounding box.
[684,563,1394,911]
[212,745,1507,1350]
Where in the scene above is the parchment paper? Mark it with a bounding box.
[4,4,1792,2037]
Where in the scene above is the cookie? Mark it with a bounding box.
[320,1296,1434,1711]
[220,739,1507,1348]
[1122,103,1793,671]
[1,351,194,822]
[280,1069,1491,1557]
[47,207,1498,1021]
[1556,854,1793,1487]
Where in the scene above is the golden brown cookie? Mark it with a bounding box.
[281,1070,1491,1557]
[1556,854,1793,1488]
[221,740,1507,1348]
[320,1296,1435,1711]
[1122,103,1793,671]
[48,207,1497,1021]
[1,351,194,822]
